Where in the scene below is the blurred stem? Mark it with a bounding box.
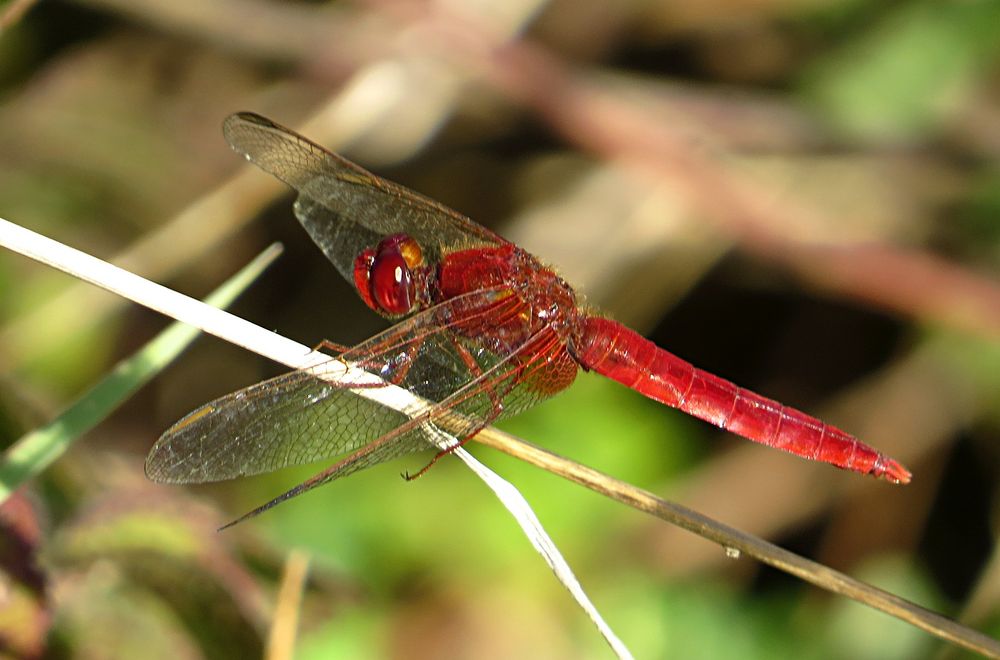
[0,0,39,31]
[266,550,310,660]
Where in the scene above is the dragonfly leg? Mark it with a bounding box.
[449,334,506,416]
[313,339,353,354]
[382,337,424,386]
[310,339,396,390]
[403,336,565,481]
[402,425,486,481]
[401,362,533,482]
[332,333,427,387]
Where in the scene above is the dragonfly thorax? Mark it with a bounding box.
[507,249,579,339]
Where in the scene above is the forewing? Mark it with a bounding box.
[146,289,575,485]
[222,112,506,284]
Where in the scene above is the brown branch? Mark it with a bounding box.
[477,37,1000,340]
[470,425,1000,658]
[66,0,1000,341]
[0,0,40,31]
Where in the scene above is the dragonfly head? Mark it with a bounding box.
[353,234,428,317]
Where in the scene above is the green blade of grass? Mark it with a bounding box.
[0,243,283,502]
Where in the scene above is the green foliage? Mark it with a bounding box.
[0,247,275,501]
[802,0,1000,141]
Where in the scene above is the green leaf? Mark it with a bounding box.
[802,0,1000,141]
[0,245,281,501]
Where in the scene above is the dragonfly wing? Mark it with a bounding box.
[145,367,413,484]
[218,315,581,527]
[146,289,577,485]
[222,112,506,284]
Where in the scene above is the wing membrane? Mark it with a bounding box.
[222,112,505,283]
[145,289,576,485]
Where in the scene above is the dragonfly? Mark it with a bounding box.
[146,112,911,524]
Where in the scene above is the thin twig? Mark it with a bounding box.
[470,426,1000,658]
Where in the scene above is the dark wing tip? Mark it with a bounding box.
[223,111,282,135]
[222,111,285,154]
[221,111,331,193]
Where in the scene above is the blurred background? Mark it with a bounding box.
[1,0,999,657]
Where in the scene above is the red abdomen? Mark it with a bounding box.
[574,316,910,483]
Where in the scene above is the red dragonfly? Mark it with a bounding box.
[146,112,910,523]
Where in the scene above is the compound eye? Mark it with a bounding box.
[353,234,423,315]
[369,249,414,315]
[352,249,378,311]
